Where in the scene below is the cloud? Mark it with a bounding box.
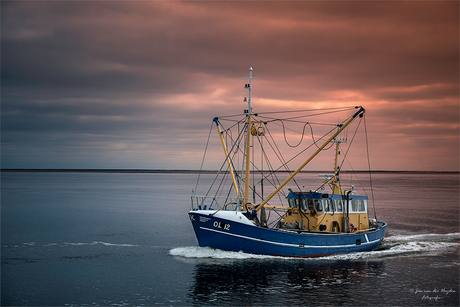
[1,1,458,171]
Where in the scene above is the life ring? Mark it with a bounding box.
[349,223,357,233]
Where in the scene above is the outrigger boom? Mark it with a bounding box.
[213,117,239,198]
[253,106,365,211]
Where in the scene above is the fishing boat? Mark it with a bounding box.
[189,68,386,257]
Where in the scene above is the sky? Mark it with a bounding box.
[1,0,459,171]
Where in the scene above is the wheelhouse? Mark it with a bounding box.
[281,190,371,233]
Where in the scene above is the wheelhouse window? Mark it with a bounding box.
[351,200,358,212]
[314,199,322,211]
[334,200,343,212]
[301,199,307,211]
[359,200,366,212]
[349,199,367,212]
[330,200,335,212]
[324,200,329,212]
[307,199,315,211]
[324,199,334,212]
[288,198,296,208]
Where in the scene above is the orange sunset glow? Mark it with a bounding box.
[1,1,459,171]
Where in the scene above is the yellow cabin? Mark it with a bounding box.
[280,189,371,233]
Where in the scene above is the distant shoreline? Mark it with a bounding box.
[1,169,458,174]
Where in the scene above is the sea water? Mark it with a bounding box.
[1,171,459,306]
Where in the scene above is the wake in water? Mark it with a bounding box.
[170,232,460,261]
[3,241,139,248]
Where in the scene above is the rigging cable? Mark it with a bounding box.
[264,124,301,191]
[335,118,370,198]
[364,114,377,220]
[337,118,362,173]
[193,121,215,198]
[204,121,247,211]
[256,106,355,117]
[255,130,287,205]
[334,115,377,220]
[221,118,290,203]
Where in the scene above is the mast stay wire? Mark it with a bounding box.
[264,124,301,190]
[194,121,215,198]
[311,117,361,192]
[220,120,289,200]
[337,117,362,174]
[335,118,366,196]
[255,131,288,205]
[201,119,247,206]
[254,106,355,117]
[325,115,377,221]
[215,106,353,121]
[364,114,377,220]
[222,120,289,200]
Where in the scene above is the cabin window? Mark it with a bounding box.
[335,200,343,212]
[314,199,322,211]
[351,200,358,212]
[288,198,295,208]
[307,199,315,211]
[359,200,366,212]
[324,200,330,212]
[324,200,334,212]
[301,199,307,211]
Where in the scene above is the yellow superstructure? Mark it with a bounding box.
[280,193,370,233]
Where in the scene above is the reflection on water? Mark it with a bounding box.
[186,259,385,306]
[174,231,459,306]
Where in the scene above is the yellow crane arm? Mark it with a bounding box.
[254,107,365,212]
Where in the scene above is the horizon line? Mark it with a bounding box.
[1,169,458,174]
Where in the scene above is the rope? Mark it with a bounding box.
[280,120,309,148]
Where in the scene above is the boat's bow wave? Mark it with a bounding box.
[171,232,459,260]
[169,246,278,259]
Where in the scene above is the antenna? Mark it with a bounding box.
[242,67,259,115]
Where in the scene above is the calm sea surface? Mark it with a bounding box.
[1,172,459,306]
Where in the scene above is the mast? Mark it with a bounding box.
[242,67,258,209]
[254,107,365,212]
[329,124,347,194]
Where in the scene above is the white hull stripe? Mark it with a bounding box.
[200,226,382,249]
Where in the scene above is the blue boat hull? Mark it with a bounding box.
[189,210,386,257]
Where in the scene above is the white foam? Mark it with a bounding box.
[321,241,458,261]
[170,232,459,261]
[63,241,138,247]
[385,232,460,243]
[169,246,278,259]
